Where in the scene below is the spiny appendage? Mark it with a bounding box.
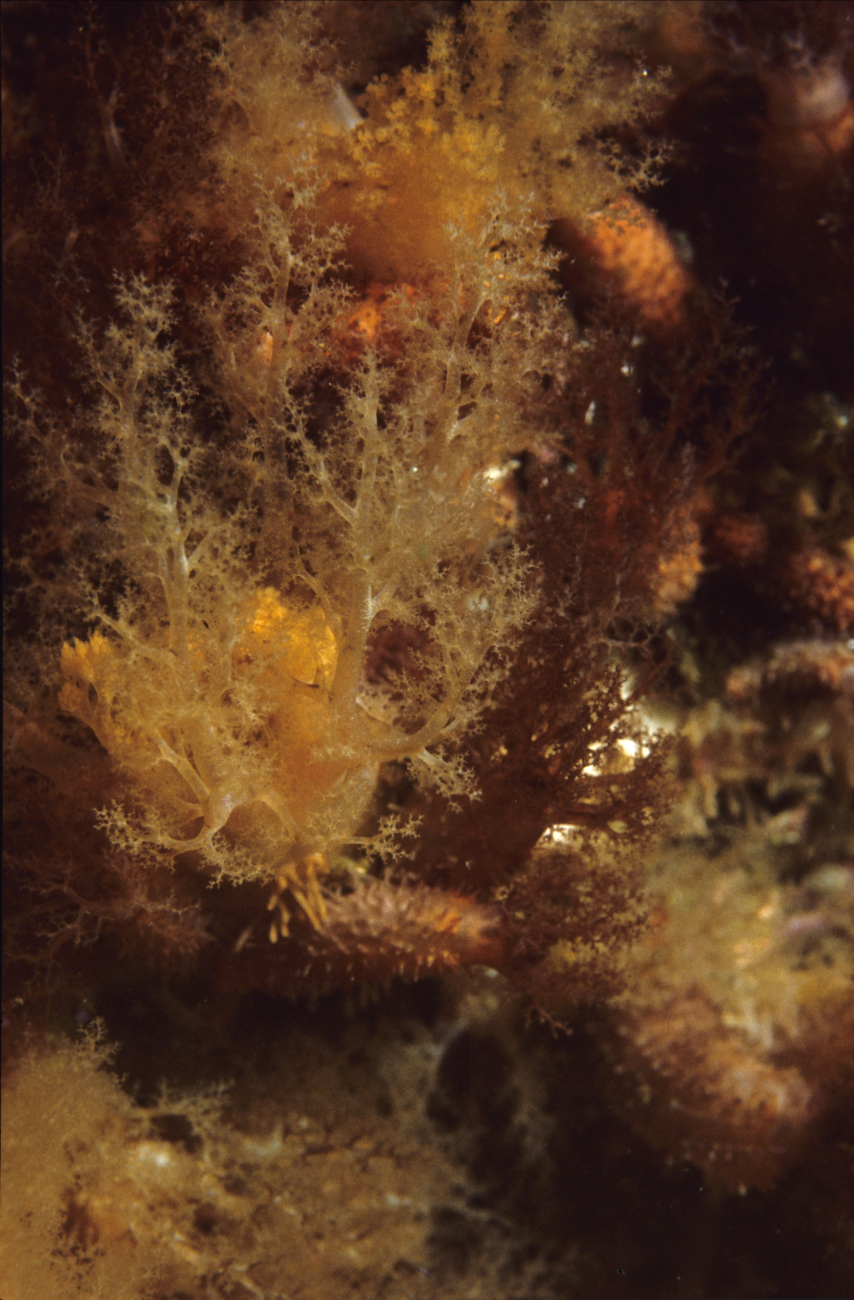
[234,854,329,952]
[268,854,330,939]
[300,877,505,988]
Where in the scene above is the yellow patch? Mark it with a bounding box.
[239,589,338,687]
